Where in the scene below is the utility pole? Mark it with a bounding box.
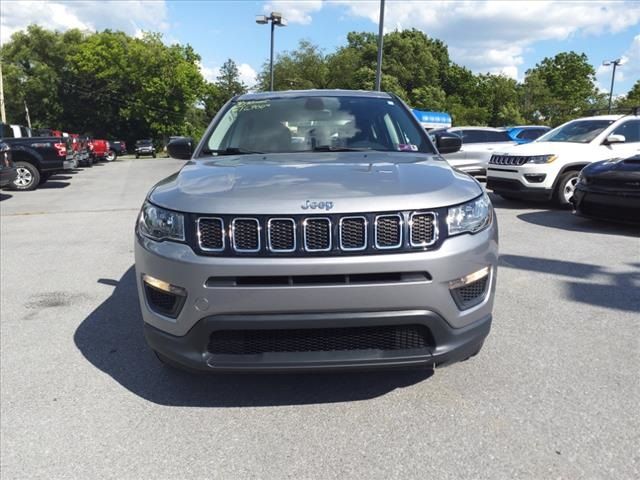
[603,58,623,114]
[375,0,386,91]
[0,61,6,123]
[24,100,31,128]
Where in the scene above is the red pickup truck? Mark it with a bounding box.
[89,139,117,162]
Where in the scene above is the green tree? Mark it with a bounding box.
[522,52,598,125]
[615,80,640,109]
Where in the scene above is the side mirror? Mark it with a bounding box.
[435,133,462,154]
[167,138,193,160]
[604,134,625,145]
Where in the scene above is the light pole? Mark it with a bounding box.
[375,0,386,91]
[256,12,287,91]
[603,58,623,114]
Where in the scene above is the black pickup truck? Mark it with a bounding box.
[0,125,75,190]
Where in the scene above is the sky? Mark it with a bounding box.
[1,0,639,95]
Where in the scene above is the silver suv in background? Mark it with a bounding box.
[135,90,498,373]
[431,127,517,176]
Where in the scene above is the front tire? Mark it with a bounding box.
[106,150,117,162]
[555,171,580,206]
[11,161,40,191]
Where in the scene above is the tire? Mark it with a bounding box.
[38,172,52,185]
[152,153,156,158]
[11,161,40,191]
[554,171,580,206]
[106,150,117,162]
[135,154,139,159]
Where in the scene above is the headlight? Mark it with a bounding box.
[527,154,557,164]
[137,201,185,242]
[447,193,493,236]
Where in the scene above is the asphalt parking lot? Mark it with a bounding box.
[1,158,639,479]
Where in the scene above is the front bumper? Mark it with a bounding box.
[572,186,640,224]
[63,159,75,169]
[135,223,498,371]
[486,174,553,200]
[144,311,492,372]
[0,167,18,187]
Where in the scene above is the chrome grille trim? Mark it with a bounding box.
[409,212,438,247]
[267,218,296,252]
[197,217,225,252]
[231,218,261,252]
[490,154,528,166]
[303,217,332,252]
[374,214,403,250]
[339,216,368,251]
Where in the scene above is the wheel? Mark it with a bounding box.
[554,171,580,206]
[135,154,139,159]
[106,150,117,162]
[38,172,52,185]
[11,161,41,191]
[152,153,156,158]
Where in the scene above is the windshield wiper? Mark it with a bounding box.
[203,147,264,155]
[311,146,372,152]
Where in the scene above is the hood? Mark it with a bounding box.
[149,152,483,215]
[493,141,600,156]
[584,155,640,178]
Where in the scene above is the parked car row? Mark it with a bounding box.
[0,123,125,191]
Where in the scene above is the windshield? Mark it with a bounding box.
[537,119,615,144]
[137,140,152,146]
[202,95,434,156]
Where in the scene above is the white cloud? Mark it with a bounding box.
[238,63,258,87]
[198,62,219,83]
[263,0,323,25]
[1,0,169,44]
[334,0,640,81]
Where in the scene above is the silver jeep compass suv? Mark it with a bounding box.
[135,90,498,372]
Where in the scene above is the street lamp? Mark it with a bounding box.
[603,58,623,114]
[256,12,287,91]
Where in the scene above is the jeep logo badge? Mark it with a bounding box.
[301,200,334,211]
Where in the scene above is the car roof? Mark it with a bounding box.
[572,115,625,121]
[449,126,508,132]
[237,89,393,101]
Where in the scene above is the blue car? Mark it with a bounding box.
[507,125,551,144]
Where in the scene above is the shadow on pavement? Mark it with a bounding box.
[0,192,13,201]
[487,192,557,211]
[75,266,432,407]
[517,210,639,238]
[500,254,640,313]
[39,181,70,189]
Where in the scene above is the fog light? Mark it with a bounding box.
[524,174,546,183]
[142,274,186,296]
[449,267,490,290]
[142,274,187,318]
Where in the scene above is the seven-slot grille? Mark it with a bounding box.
[196,211,440,255]
[489,155,529,166]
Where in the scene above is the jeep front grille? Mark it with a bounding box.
[194,210,441,256]
[489,155,529,166]
[231,218,260,252]
[304,218,331,252]
[197,217,225,251]
[339,216,367,251]
[375,214,402,249]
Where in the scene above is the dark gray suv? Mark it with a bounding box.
[135,90,498,372]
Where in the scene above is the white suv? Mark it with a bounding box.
[486,114,640,205]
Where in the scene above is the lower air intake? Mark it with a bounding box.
[207,325,433,355]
